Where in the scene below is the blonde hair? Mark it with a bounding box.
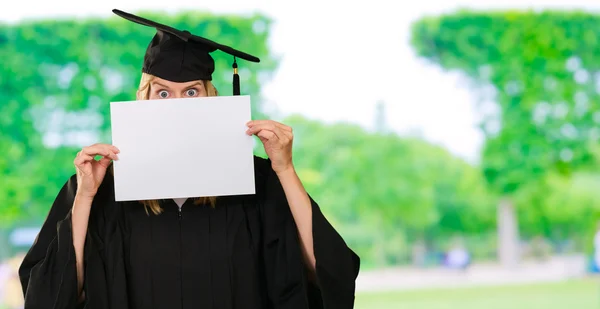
[136,73,218,215]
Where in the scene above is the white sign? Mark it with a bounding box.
[110,95,255,201]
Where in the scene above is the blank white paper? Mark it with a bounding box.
[109,95,255,201]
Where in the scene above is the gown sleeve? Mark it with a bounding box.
[18,175,83,309]
[256,157,360,309]
[18,172,122,309]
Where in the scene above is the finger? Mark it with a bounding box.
[270,125,289,142]
[82,145,119,160]
[81,145,110,157]
[91,144,119,159]
[247,124,284,139]
[258,136,269,144]
[248,127,282,141]
[254,125,291,144]
[248,122,277,131]
[257,129,277,141]
[98,156,113,168]
[74,154,95,167]
[97,143,120,154]
[247,120,292,132]
[246,124,270,136]
[249,120,291,133]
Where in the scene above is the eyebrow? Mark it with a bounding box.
[151,81,203,90]
[184,82,204,89]
[151,82,170,89]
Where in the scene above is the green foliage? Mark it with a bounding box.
[0,11,277,227]
[410,9,600,242]
[285,115,496,267]
[411,10,600,194]
[513,171,600,249]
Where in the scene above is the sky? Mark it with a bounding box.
[2,0,600,163]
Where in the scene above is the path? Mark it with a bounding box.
[356,254,591,292]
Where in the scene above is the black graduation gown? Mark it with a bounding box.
[18,156,360,309]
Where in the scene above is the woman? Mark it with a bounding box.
[18,9,360,309]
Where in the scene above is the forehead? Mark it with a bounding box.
[151,77,203,88]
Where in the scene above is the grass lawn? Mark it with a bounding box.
[355,278,599,309]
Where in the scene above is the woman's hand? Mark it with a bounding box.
[246,120,294,174]
[73,143,119,199]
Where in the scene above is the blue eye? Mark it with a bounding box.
[186,89,198,97]
[158,90,169,98]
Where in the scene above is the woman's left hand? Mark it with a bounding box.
[246,120,294,174]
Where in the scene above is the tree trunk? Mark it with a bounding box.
[497,197,520,269]
[374,214,387,267]
[0,227,11,261]
[411,235,427,268]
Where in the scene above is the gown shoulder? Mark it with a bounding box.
[251,155,361,309]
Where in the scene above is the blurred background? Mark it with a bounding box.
[2,0,600,308]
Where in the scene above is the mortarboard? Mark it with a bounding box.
[112,9,260,95]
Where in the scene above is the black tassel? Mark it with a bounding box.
[232,57,240,96]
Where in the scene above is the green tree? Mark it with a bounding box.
[285,115,495,267]
[410,10,600,239]
[0,10,278,228]
[513,171,600,249]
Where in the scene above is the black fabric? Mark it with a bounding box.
[19,156,360,309]
[112,9,260,83]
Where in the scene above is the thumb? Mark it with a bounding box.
[98,156,112,169]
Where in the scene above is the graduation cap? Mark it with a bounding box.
[112,9,260,95]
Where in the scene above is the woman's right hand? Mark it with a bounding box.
[74,143,120,199]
